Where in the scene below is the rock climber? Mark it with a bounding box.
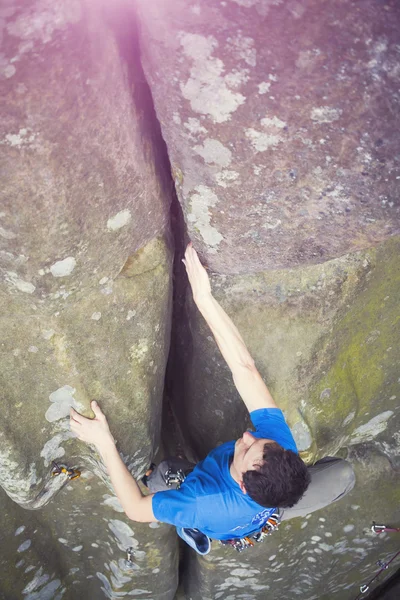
[70,243,355,554]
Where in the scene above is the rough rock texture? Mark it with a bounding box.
[0,0,176,598]
[1,0,400,599]
[174,236,400,599]
[135,0,400,598]
[136,0,400,274]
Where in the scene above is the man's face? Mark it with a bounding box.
[231,431,275,491]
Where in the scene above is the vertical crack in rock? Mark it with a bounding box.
[109,2,196,466]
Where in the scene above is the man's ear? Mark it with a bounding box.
[239,480,247,494]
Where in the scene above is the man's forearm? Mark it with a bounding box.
[195,293,255,372]
[97,437,144,520]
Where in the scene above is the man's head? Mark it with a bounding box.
[231,431,310,508]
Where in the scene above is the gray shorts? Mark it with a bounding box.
[146,456,355,520]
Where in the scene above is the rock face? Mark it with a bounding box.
[136,0,399,274]
[1,0,399,599]
[0,1,176,598]
[135,0,400,598]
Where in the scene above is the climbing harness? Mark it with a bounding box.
[354,522,400,600]
[220,513,281,552]
[51,461,81,481]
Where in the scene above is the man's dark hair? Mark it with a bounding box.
[242,442,311,508]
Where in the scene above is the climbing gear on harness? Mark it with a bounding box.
[141,463,156,488]
[371,522,400,534]
[220,536,255,553]
[220,512,281,552]
[164,467,186,488]
[354,522,400,599]
[126,547,136,565]
[51,461,81,481]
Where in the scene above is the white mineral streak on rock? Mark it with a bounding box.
[231,568,260,576]
[187,185,223,250]
[22,568,49,593]
[245,128,282,152]
[0,447,46,506]
[343,411,356,426]
[102,494,124,512]
[129,339,149,363]
[25,566,35,574]
[96,572,112,596]
[25,579,61,600]
[184,117,207,135]
[288,2,306,18]
[107,209,132,231]
[194,138,232,167]
[108,520,138,552]
[180,33,246,123]
[50,257,76,277]
[40,431,74,467]
[5,271,36,294]
[292,420,313,451]
[258,81,271,94]
[260,115,287,129]
[343,524,355,533]
[42,329,55,340]
[91,312,102,321]
[311,106,342,124]
[1,128,36,147]
[227,34,256,67]
[126,310,136,321]
[17,539,31,553]
[99,277,109,285]
[225,68,250,89]
[246,112,286,152]
[45,385,77,422]
[0,226,17,239]
[319,542,334,551]
[349,411,394,444]
[72,545,83,552]
[215,170,239,188]
[6,0,81,45]
[230,0,282,12]
[15,525,26,536]
[4,64,16,78]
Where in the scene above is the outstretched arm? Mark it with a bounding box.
[70,401,156,522]
[183,243,277,412]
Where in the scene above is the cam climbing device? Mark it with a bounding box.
[220,513,281,552]
[354,522,400,599]
[51,461,81,481]
[164,467,186,489]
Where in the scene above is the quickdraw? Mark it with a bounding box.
[164,467,186,489]
[354,522,400,600]
[220,513,281,552]
[51,461,81,481]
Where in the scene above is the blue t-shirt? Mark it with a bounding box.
[152,408,297,540]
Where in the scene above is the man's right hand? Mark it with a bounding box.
[182,243,212,304]
[70,400,114,451]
